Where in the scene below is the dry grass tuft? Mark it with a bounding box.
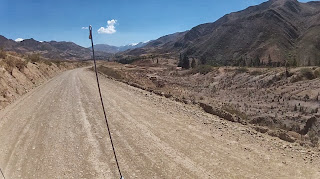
[300,68,315,80]
[190,65,213,75]
[26,53,41,63]
[0,50,6,59]
[235,67,249,74]
[0,56,27,74]
[314,67,320,78]
[249,70,264,76]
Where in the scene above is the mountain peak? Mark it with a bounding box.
[93,41,149,54]
[270,0,297,3]
[270,0,299,7]
[124,0,320,66]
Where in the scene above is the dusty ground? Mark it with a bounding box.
[98,60,320,146]
[0,67,319,178]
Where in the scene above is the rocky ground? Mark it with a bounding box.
[95,59,320,147]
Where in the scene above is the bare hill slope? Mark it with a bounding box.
[0,35,111,60]
[126,0,320,66]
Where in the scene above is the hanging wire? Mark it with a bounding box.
[89,25,124,179]
[0,168,5,179]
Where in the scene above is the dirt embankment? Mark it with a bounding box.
[0,52,87,110]
[94,60,320,147]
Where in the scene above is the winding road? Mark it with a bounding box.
[0,68,319,178]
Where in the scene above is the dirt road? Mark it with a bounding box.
[0,68,319,179]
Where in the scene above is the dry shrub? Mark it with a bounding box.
[27,53,41,63]
[236,67,249,74]
[42,60,52,66]
[27,53,58,67]
[291,68,316,82]
[250,70,263,76]
[290,74,303,83]
[222,104,248,121]
[0,50,6,59]
[52,60,62,67]
[190,65,213,75]
[314,68,320,78]
[95,66,123,80]
[300,68,315,80]
[309,130,319,147]
[0,56,27,74]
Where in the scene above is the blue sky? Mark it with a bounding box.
[0,0,312,47]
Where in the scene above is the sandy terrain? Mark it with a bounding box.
[0,67,319,178]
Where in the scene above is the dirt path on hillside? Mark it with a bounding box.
[0,68,319,179]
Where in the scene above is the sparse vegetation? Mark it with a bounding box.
[99,60,320,146]
[222,104,248,121]
[249,70,263,76]
[27,53,42,63]
[300,68,315,80]
[253,56,261,67]
[0,56,27,74]
[3,1,320,175]
[236,67,248,74]
[118,58,138,64]
[311,108,318,114]
[178,54,190,69]
[95,66,123,80]
[309,130,319,147]
[291,68,317,82]
[191,58,196,68]
[190,65,213,75]
[0,49,6,59]
[42,60,52,66]
[25,53,64,67]
[51,60,65,67]
[314,68,320,78]
[268,55,272,67]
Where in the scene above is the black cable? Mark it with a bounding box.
[0,168,5,179]
[89,25,123,179]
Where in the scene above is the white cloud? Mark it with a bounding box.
[82,27,89,30]
[15,38,24,42]
[98,19,117,34]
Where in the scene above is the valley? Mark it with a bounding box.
[1,0,320,178]
[94,59,320,147]
[0,67,319,178]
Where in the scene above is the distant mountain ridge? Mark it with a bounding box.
[0,35,111,60]
[125,0,320,66]
[93,41,149,54]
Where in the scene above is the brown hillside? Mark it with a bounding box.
[125,0,320,66]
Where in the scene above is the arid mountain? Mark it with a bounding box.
[93,41,149,54]
[94,44,120,54]
[126,32,187,56]
[0,35,111,60]
[126,0,320,66]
